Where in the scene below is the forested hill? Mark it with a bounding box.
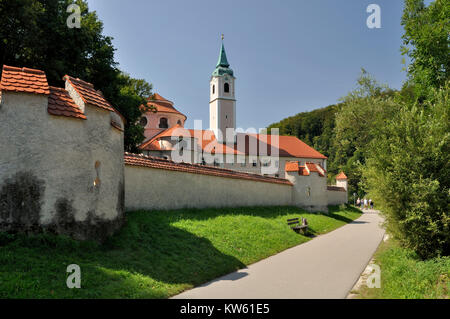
[267,104,338,159]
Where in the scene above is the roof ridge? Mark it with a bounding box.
[49,86,67,91]
[63,75,95,88]
[3,65,46,75]
[149,93,172,103]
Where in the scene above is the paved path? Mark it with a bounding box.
[173,210,385,299]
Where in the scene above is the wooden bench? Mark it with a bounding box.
[287,217,308,234]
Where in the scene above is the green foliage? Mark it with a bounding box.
[268,104,338,158]
[401,0,450,98]
[0,0,152,151]
[332,70,398,197]
[0,206,361,298]
[363,83,450,258]
[113,73,153,152]
[356,239,450,299]
[268,1,449,260]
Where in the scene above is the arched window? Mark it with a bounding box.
[159,117,168,128]
[212,85,215,94]
[177,120,182,126]
[139,116,148,127]
[224,83,230,93]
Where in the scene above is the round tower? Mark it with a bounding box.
[140,93,187,140]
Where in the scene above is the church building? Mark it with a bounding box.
[138,39,327,178]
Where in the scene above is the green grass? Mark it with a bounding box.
[354,239,450,299]
[0,205,361,298]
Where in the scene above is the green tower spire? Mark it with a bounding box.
[216,42,230,68]
[212,34,234,77]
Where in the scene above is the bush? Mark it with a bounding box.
[363,83,449,259]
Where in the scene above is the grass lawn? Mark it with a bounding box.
[353,239,449,299]
[0,205,361,298]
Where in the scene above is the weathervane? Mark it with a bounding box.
[221,34,224,41]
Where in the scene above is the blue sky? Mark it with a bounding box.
[87,0,409,129]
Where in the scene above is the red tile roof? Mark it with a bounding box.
[285,161,299,172]
[124,153,293,186]
[63,75,114,112]
[140,129,327,160]
[0,65,50,95]
[157,124,193,139]
[285,161,326,177]
[142,140,162,151]
[47,86,86,120]
[152,93,169,102]
[141,92,187,118]
[306,162,325,177]
[1,65,123,126]
[298,166,310,176]
[272,135,327,159]
[336,172,348,180]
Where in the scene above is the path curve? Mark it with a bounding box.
[173,210,385,299]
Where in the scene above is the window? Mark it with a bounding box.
[139,116,148,127]
[177,120,182,125]
[224,83,230,93]
[212,85,215,94]
[159,117,168,128]
[252,160,257,167]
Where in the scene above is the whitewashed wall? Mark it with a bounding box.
[124,165,293,211]
[0,91,124,241]
[327,189,348,205]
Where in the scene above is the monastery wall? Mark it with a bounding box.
[124,154,293,211]
[0,67,125,241]
[326,187,348,206]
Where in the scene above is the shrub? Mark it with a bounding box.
[363,83,449,259]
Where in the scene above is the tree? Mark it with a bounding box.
[331,69,397,197]
[401,0,450,98]
[363,82,449,258]
[113,73,153,153]
[0,0,152,151]
[267,103,338,158]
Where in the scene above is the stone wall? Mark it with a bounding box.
[0,68,125,241]
[285,170,329,212]
[124,154,293,211]
[124,154,349,213]
[0,66,348,242]
[327,187,348,206]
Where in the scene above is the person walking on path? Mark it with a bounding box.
[369,199,372,209]
[370,200,374,209]
[363,198,368,210]
[356,198,361,207]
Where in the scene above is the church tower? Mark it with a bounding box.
[210,36,236,143]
